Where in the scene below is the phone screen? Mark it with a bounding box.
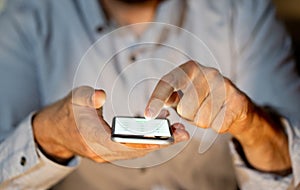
[111,117,173,144]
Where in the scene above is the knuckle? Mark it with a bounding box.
[238,92,249,103]
[161,72,173,83]
[176,104,184,117]
[163,70,187,90]
[77,85,93,91]
[196,121,210,129]
[64,97,74,111]
[219,118,233,134]
[161,73,175,88]
[215,125,229,134]
[186,61,202,78]
[193,107,205,127]
[176,102,193,120]
[186,60,198,69]
[229,88,247,104]
[72,85,95,106]
[72,86,94,97]
[223,78,236,96]
[224,77,236,89]
[194,115,210,129]
[201,68,223,90]
[72,86,87,96]
[206,67,220,80]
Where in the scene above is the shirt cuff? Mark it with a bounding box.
[0,112,80,189]
[229,117,300,189]
[284,117,300,187]
[0,112,40,182]
[37,145,80,168]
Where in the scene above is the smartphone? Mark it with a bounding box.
[111,116,174,145]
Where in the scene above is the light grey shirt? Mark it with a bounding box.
[0,0,299,189]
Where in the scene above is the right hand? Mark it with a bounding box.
[33,86,189,163]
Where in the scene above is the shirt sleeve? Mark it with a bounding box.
[230,0,300,189]
[0,113,80,190]
[0,0,79,189]
[229,118,300,189]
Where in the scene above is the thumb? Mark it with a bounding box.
[72,86,106,108]
[93,89,106,108]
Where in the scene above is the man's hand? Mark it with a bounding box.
[33,86,189,164]
[145,61,291,172]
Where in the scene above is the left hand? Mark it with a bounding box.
[33,86,189,164]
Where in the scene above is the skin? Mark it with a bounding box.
[33,86,189,163]
[32,0,189,164]
[145,61,291,172]
[34,0,291,172]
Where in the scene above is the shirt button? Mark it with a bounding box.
[20,156,26,166]
[96,26,104,33]
[130,55,136,62]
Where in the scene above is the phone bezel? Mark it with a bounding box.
[111,116,174,144]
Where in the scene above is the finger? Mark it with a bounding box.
[177,84,202,120]
[177,64,219,121]
[145,61,198,119]
[74,108,111,145]
[193,78,226,128]
[93,89,106,108]
[100,150,150,162]
[210,89,244,134]
[117,123,189,149]
[72,86,106,108]
[144,80,174,119]
[156,109,170,119]
[224,90,252,135]
[210,105,231,133]
[172,122,185,130]
[193,93,224,129]
[193,94,212,128]
[123,143,160,149]
[171,123,190,143]
[169,61,200,90]
[165,91,181,108]
[88,147,150,163]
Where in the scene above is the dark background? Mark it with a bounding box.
[273,0,300,72]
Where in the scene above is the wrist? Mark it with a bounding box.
[229,103,264,147]
[230,105,291,172]
[32,112,74,164]
[36,142,75,165]
[232,137,292,176]
[233,106,286,147]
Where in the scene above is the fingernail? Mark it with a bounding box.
[93,90,106,108]
[173,123,182,129]
[145,108,154,120]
